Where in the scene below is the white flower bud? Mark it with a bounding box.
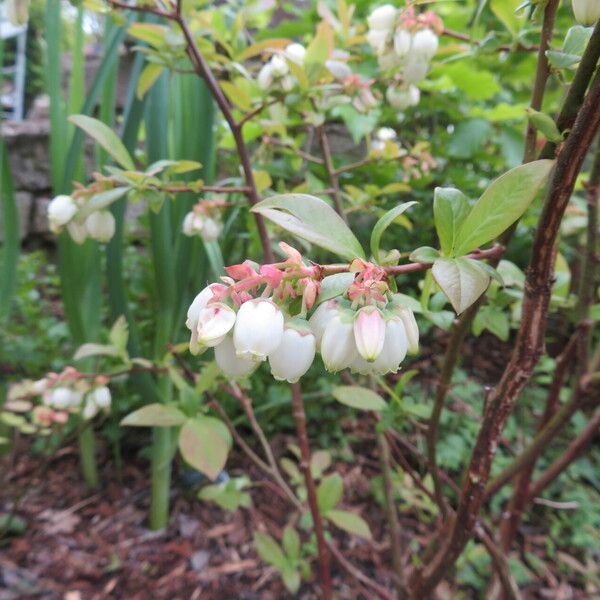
[48,195,77,232]
[572,0,600,25]
[308,299,339,350]
[353,306,386,362]
[257,63,274,89]
[321,311,359,373]
[31,378,48,395]
[376,127,397,141]
[393,29,412,58]
[387,84,420,109]
[90,386,111,409]
[196,302,236,348]
[270,55,289,77]
[403,56,429,84]
[215,336,257,379]
[67,221,88,245]
[393,305,419,354]
[411,29,438,61]
[233,299,284,360]
[182,212,204,237]
[201,217,222,242]
[268,322,316,383]
[371,316,408,373]
[85,211,115,243]
[280,75,295,91]
[326,60,353,80]
[50,387,82,409]
[367,4,397,31]
[367,28,390,55]
[285,43,306,65]
[82,396,99,420]
[186,286,215,354]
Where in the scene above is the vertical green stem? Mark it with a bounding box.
[78,424,99,489]
[150,425,172,529]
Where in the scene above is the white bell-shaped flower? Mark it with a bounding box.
[201,217,222,242]
[387,84,420,109]
[48,195,77,233]
[393,305,419,354]
[182,212,204,237]
[233,299,284,360]
[376,127,397,141]
[187,286,214,354]
[371,316,408,373]
[85,211,116,243]
[90,386,111,409]
[411,29,438,61]
[321,311,359,372]
[257,63,274,89]
[393,29,412,59]
[67,221,88,245]
[367,28,390,55]
[285,43,306,65]
[270,55,289,77]
[215,335,257,379]
[31,378,48,395]
[308,299,339,350]
[403,56,429,84]
[572,0,600,25]
[49,387,82,409]
[196,302,236,348]
[82,396,99,420]
[368,4,397,31]
[354,306,386,362]
[268,321,316,383]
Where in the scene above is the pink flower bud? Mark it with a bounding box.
[353,306,386,362]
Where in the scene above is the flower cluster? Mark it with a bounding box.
[367,5,441,110]
[11,368,113,422]
[182,197,225,242]
[257,43,307,92]
[47,195,116,244]
[186,245,418,382]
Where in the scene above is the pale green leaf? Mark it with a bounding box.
[433,187,470,255]
[282,526,301,560]
[69,115,135,170]
[73,343,118,361]
[316,273,355,305]
[178,417,232,480]
[121,404,187,427]
[252,194,365,261]
[332,386,387,411]
[370,201,417,260]
[453,160,554,256]
[136,62,164,99]
[317,473,343,513]
[432,257,490,314]
[326,509,371,539]
[254,532,286,569]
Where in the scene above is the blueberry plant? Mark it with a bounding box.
[2,0,600,597]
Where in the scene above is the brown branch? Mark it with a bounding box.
[410,67,600,598]
[291,382,332,599]
[523,0,560,163]
[236,99,279,128]
[318,125,347,223]
[334,156,377,175]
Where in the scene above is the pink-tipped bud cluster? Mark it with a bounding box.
[186,247,419,382]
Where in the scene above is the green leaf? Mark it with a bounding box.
[317,273,355,304]
[121,404,187,427]
[0,514,27,536]
[73,343,119,361]
[432,258,490,314]
[281,565,301,594]
[136,62,164,99]
[473,306,510,341]
[453,160,554,256]
[282,526,301,560]
[332,386,387,411]
[433,187,470,255]
[252,194,365,261]
[448,118,494,158]
[490,0,525,37]
[409,246,440,264]
[370,201,417,260]
[68,114,135,170]
[178,417,232,480]
[317,473,343,513]
[526,108,562,143]
[254,531,286,569]
[128,23,167,47]
[325,509,371,539]
[444,64,501,101]
[547,26,593,69]
[76,187,130,220]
